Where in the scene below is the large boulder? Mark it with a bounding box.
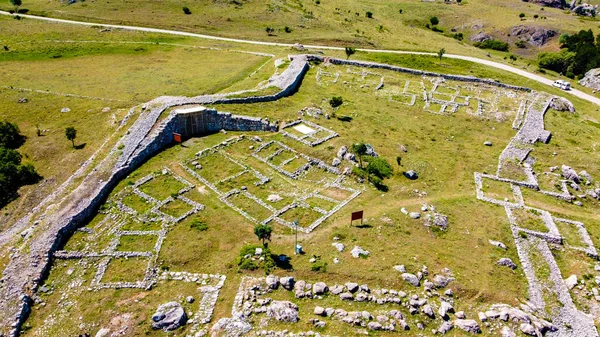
[509,25,557,46]
[267,301,299,322]
[151,302,187,331]
[579,68,600,91]
[454,319,481,334]
[550,97,575,113]
[313,282,328,295]
[561,165,581,183]
[402,273,421,287]
[424,212,449,230]
[497,258,517,270]
[470,32,493,43]
[280,276,295,290]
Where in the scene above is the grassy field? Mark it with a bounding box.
[4,0,599,58]
[0,15,270,229]
[21,58,600,336]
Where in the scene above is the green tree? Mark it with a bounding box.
[10,0,22,11]
[345,47,356,59]
[329,96,343,108]
[437,48,445,62]
[396,155,402,168]
[65,126,77,147]
[519,13,525,19]
[429,16,439,26]
[366,11,373,18]
[366,157,393,180]
[254,224,273,246]
[182,6,191,14]
[351,142,367,168]
[0,121,24,149]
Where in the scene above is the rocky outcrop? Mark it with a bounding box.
[572,3,598,16]
[470,32,493,43]
[266,301,299,322]
[522,0,566,8]
[579,68,600,91]
[509,25,557,46]
[549,96,575,113]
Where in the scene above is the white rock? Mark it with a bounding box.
[565,274,578,289]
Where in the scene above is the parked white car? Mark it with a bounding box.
[552,80,571,90]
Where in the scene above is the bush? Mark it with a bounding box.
[365,157,393,180]
[515,40,526,48]
[190,219,208,231]
[0,121,24,149]
[474,39,509,51]
[431,26,443,33]
[429,16,439,25]
[182,6,191,14]
[519,13,525,18]
[366,11,373,18]
[537,50,575,73]
[329,96,343,108]
[311,261,327,272]
[452,32,464,41]
[236,244,276,273]
[284,26,292,33]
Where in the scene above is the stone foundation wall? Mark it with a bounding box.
[299,55,531,92]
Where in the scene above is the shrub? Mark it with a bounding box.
[365,157,393,180]
[182,6,191,14]
[190,219,208,231]
[399,9,403,13]
[432,26,443,33]
[366,11,373,18]
[429,16,439,25]
[452,32,464,41]
[284,26,292,33]
[515,40,526,48]
[519,13,525,18]
[474,39,509,51]
[311,261,327,272]
[537,49,575,73]
[329,96,343,108]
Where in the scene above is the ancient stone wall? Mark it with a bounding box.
[300,55,531,92]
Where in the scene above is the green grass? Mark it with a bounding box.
[159,199,194,219]
[102,257,149,283]
[121,193,153,215]
[512,208,549,233]
[137,173,186,201]
[116,234,157,252]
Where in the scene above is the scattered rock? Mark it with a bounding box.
[565,274,578,289]
[424,212,448,229]
[332,158,341,167]
[520,323,537,336]
[409,212,421,219]
[313,282,328,295]
[345,282,359,293]
[350,246,370,258]
[95,328,110,337]
[365,144,379,157]
[497,258,517,269]
[367,321,382,331]
[433,274,453,288]
[332,242,345,252]
[337,146,347,159]
[280,276,295,290]
[489,240,507,250]
[402,273,421,287]
[211,315,252,337]
[186,296,195,303]
[394,265,406,273]
[561,165,581,183]
[339,292,353,300]
[422,304,435,318]
[439,321,453,334]
[454,319,481,334]
[484,141,493,146]
[266,301,299,322]
[314,306,325,316]
[404,170,418,180]
[267,194,283,202]
[61,107,71,113]
[266,275,279,289]
[152,302,187,331]
[331,285,344,295]
[17,97,28,103]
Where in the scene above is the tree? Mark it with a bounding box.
[65,127,77,148]
[366,157,393,180]
[365,11,373,18]
[329,96,343,108]
[182,6,191,14]
[429,16,439,26]
[437,48,445,62]
[254,224,273,246]
[396,155,402,168]
[265,27,275,36]
[10,0,22,11]
[351,142,367,168]
[345,47,356,59]
[519,13,525,19]
[0,121,24,149]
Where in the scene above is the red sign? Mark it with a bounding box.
[173,133,182,143]
[350,210,364,225]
